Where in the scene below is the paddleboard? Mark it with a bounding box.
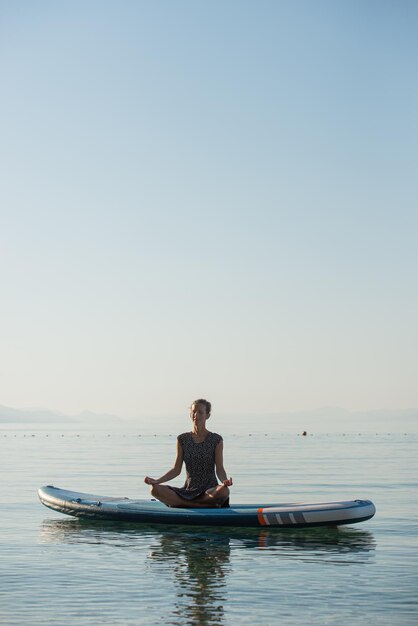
[38,486,376,528]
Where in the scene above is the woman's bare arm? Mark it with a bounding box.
[144,439,184,485]
[215,440,232,486]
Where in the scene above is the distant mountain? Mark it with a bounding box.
[271,407,418,432]
[217,406,418,433]
[0,404,122,425]
[0,405,73,423]
[1,403,416,430]
[74,410,123,425]
[279,406,418,422]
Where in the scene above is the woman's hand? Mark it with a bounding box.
[222,477,233,487]
[144,476,159,485]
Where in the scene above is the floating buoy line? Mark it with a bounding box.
[1,432,411,438]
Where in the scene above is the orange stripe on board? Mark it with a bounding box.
[257,508,267,526]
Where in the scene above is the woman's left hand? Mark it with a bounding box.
[222,477,233,487]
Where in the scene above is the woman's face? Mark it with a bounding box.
[190,403,208,425]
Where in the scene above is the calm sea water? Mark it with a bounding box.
[1,425,417,625]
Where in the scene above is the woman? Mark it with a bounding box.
[144,399,232,508]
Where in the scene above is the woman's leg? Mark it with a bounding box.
[150,484,230,508]
[194,484,230,507]
[150,484,190,507]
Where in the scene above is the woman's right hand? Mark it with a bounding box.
[144,476,158,485]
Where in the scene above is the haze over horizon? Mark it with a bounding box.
[1,403,417,435]
[1,2,417,425]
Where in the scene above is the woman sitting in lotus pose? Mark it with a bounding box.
[144,399,232,508]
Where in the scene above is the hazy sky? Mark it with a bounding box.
[1,1,417,419]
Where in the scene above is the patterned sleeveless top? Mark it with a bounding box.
[169,431,222,500]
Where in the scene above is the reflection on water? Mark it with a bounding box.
[40,518,376,557]
[39,519,376,626]
[148,531,230,626]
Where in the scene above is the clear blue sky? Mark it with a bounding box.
[1,1,417,419]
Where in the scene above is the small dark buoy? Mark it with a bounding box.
[302,431,307,437]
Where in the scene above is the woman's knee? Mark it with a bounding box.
[221,485,230,500]
[213,484,229,503]
[150,483,161,498]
